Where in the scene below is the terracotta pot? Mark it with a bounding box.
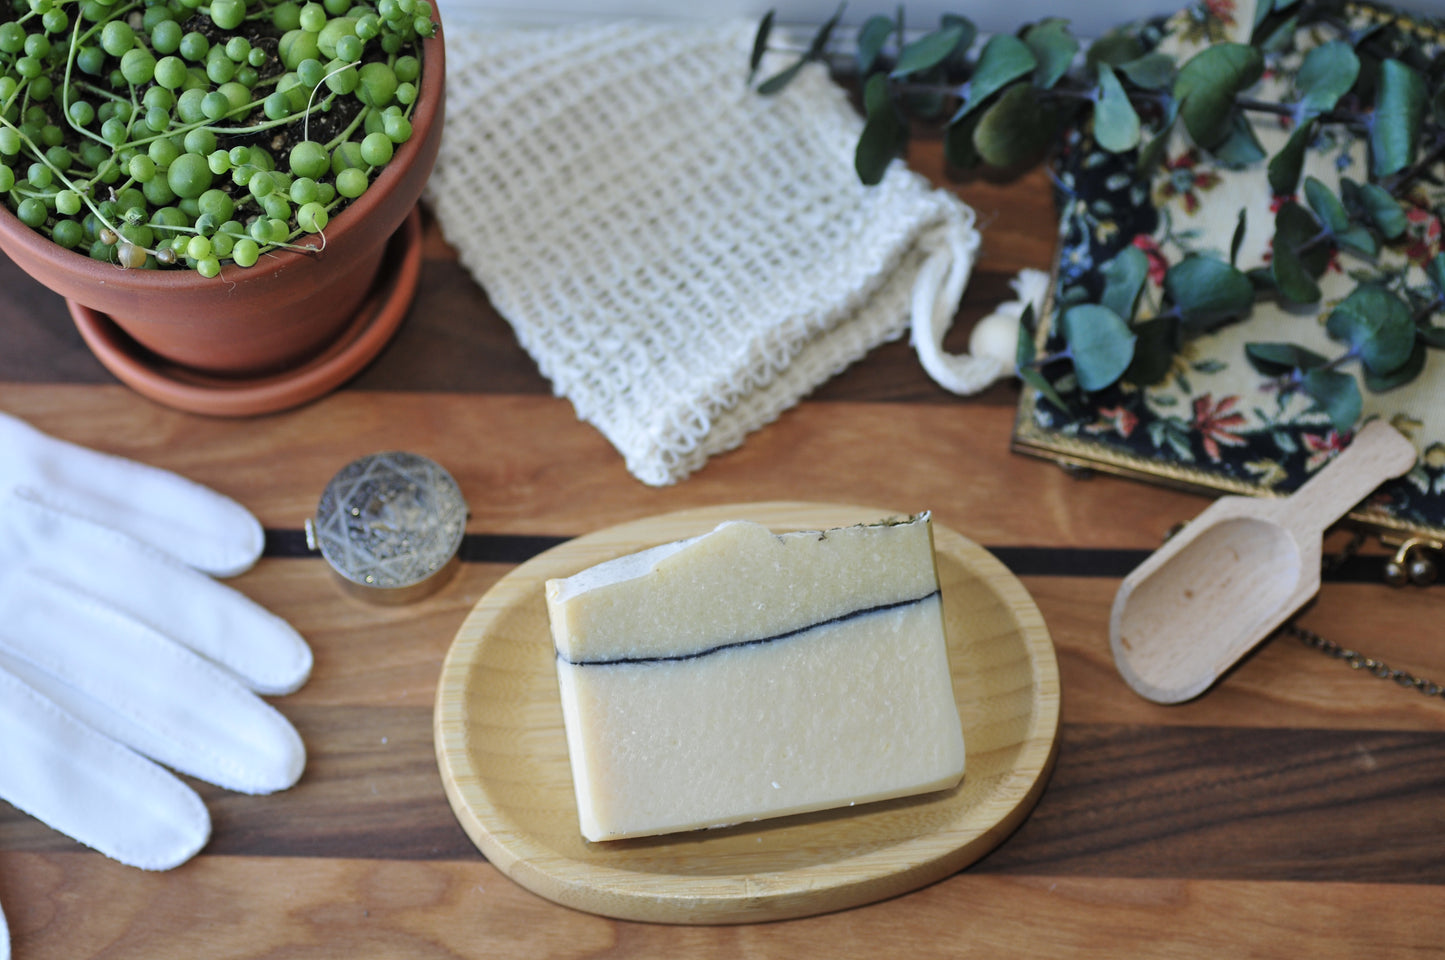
[0,20,446,378]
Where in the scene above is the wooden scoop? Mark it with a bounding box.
[1109,420,1417,704]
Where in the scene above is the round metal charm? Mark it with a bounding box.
[307,451,467,603]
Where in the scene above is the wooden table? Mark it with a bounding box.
[1,143,1442,958]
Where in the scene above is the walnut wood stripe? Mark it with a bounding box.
[979,723,1445,883]
[264,528,571,565]
[263,528,1408,583]
[1,717,1440,885]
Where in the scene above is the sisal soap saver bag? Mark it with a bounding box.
[428,20,987,485]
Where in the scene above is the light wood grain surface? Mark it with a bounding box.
[1,139,1443,958]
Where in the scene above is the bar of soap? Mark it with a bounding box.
[545,513,965,842]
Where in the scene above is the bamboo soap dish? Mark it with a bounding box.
[434,502,1060,924]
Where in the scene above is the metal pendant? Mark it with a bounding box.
[306,451,468,603]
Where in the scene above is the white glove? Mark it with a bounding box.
[0,412,311,952]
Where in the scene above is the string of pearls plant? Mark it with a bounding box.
[0,0,435,275]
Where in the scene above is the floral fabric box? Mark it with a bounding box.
[1013,0,1445,542]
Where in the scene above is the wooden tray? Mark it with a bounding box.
[433,502,1061,924]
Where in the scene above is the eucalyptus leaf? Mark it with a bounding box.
[757,3,842,92]
[1174,43,1263,149]
[855,73,905,185]
[904,87,949,120]
[1022,18,1077,90]
[1100,245,1149,319]
[1300,367,1362,433]
[1118,52,1175,90]
[807,2,846,58]
[1370,58,1426,178]
[1094,64,1141,153]
[943,109,981,169]
[1355,180,1407,238]
[1245,341,1329,376]
[1252,0,1278,31]
[1211,111,1267,167]
[1086,31,1144,72]
[1017,310,1072,412]
[856,15,895,76]
[1016,304,1037,367]
[1126,315,1181,386]
[1325,283,1415,374]
[1057,284,1090,310]
[954,34,1037,120]
[1246,265,1276,291]
[1303,176,1350,234]
[748,9,774,82]
[1266,122,1313,195]
[1020,365,1072,412]
[891,23,966,78]
[1061,303,1137,391]
[1338,176,1362,210]
[940,15,978,67]
[1270,239,1322,303]
[1271,201,1324,303]
[1257,13,1299,55]
[1364,339,1426,392]
[973,83,1056,168]
[1419,323,1445,349]
[1164,255,1255,326]
[1136,124,1173,177]
[1334,224,1378,257]
[1230,208,1247,267]
[863,67,898,115]
[1295,40,1360,119]
[757,58,807,95]
[1366,292,1418,358]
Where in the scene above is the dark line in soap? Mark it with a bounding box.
[558,589,942,668]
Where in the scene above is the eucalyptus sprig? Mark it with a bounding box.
[751,0,1445,433]
[1,0,435,274]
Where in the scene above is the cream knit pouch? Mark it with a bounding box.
[428,20,987,485]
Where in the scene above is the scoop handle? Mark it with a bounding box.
[1276,420,1417,533]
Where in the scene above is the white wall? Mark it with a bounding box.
[435,0,1445,38]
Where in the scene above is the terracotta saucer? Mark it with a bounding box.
[68,206,423,418]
